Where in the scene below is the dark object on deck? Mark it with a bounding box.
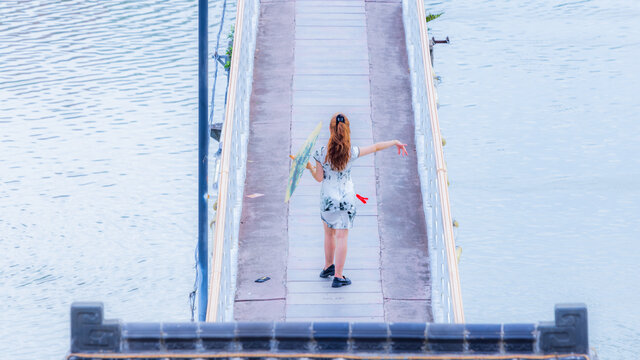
[68,302,589,359]
[255,276,271,283]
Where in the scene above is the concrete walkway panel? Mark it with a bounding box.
[287,304,384,318]
[297,0,364,6]
[234,0,294,321]
[289,246,379,258]
[288,281,383,293]
[287,292,383,305]
[295,39,369,51]
[288,269,381,282]
[296,6,365,15]
[365,1,431,321]
[295,26,367,40]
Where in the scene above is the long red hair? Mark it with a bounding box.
[325,113,351,171]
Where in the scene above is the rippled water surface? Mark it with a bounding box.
[0,1,233,358]
[430,0,640,358]
[2,0,638,359]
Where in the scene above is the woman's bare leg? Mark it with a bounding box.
[334,229,349,278]
[323,222,336,269]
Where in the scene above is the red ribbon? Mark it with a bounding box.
[356,194,368,204]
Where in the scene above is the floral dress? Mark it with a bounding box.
[312,145,360,229]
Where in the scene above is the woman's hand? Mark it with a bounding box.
[394,140,408,156]
[360,140,408,157]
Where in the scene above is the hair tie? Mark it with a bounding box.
[336,114,345,129]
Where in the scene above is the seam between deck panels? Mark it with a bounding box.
[362,0,386,324]
[236,298,287,302]
[285,0,296,321]
[360,0,386,323]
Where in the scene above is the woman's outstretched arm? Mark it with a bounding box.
[359,140,408,157]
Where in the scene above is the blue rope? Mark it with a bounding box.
[209,0,229,126]
[189,245,198,321]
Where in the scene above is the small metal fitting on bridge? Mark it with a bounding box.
[429,37,450,63]
[431,36,450,45]
[213,52,229,68]
[210,122,223,141]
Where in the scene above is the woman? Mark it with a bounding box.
[305,113,408,287]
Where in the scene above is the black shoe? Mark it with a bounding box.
[319,264,335,278]
[332,275,352,288]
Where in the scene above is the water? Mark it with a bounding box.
[0,1,234,358]
[429,0,640,358]
[1,0,637,359]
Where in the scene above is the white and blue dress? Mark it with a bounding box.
[312,145,360,229]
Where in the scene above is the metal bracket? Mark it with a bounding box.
[431,36,450,45]
[213,52,228,68]
[429,37,450,64]
[210,122,223,141]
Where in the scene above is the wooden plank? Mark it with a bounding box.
[297,18,365,27]
[296,26,367,40]
[295,39,369,51]
[288,280,382,293]
[297,0,364,5]
[287,304,384,318]
[293,75,370,91]
[288,256,380,270]
[293,89,371,99]
[288,269,381,282]
[296,6,365,14]
[289,246,379,258]
[293,96,371,107]
[287,292,383,305]
[295,49,369,61]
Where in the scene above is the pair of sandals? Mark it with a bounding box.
[319,264,351,287]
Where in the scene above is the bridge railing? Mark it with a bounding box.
[206,0,260,322]
[68,302,590,358]
[402,0,464,323]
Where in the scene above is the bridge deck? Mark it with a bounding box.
[234,0,431,322]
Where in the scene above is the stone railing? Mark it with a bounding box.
[206,0,259,322]
[67,302,589,359]
[402,0,464,323]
